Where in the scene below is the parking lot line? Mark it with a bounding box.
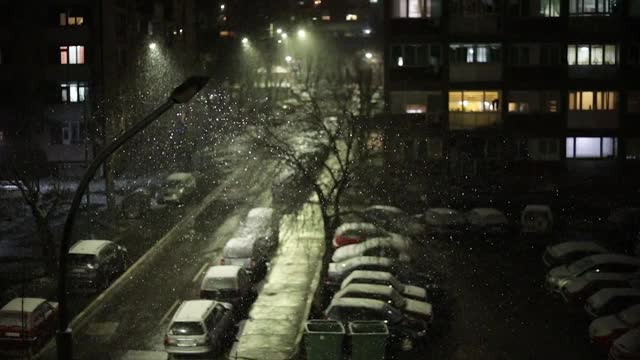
[159,299,180,325]
[192,262,209,283]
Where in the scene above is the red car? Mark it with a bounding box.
[0,298,58,356]
[332,222,388,248]
[609,327,640,360]
[590,304,640,351]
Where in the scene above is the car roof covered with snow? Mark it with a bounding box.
[69,240,113,255]
[587,288,640,309]
[166,172,194,181]
[1,298,46,313]
[547,241,607,258]
[336,283,398,299]
[364,205,405,214]
[329,256,394,277]
[223,208,274,258]
[328,297,386,311]
[427,208,460,216]
[342,270,399,287]
[203,265,242,280]
[172,300,216,322]
[331,236,411,263]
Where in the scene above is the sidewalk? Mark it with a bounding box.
[230,150,345,359]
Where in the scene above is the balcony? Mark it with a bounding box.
[388,66,443,84]
[390,18,441,35]
[568,16,621,33]
[46,26,91,43]
[567,111,619,129]
[507,66,566,84]
[504,113,564,134]
[504,17,563,39]
[449,112,501,130]
[46,65,92,81]
[449,15,500,34]
[568,65,618,79]
[449,63,501,82]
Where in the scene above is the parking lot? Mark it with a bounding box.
[410,235,601,360]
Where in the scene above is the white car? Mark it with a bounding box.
[340,270,428,301]
[332,284,433,323]
[332,222,388,248]
[585,288,640,318]
[331,236,412,263]
[420,208,466,237]
[327,256,396,285]
[542,241,608,268]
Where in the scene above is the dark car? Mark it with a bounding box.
[560,272,640,305]
[359,205,426,238]
[67,240,129,293]
[0,298,58,356]
[121,187,152,219]
[585,288,640,318]
[542,241,608,268]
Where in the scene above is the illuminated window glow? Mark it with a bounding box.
[60,13,84,26]
[567,44,617,65]
[568,91,616,110]
[60,82,88,103]
[59,46,85,65]
[566,137,618,158]
[449,91,500,112]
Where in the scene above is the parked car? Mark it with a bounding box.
[466,208,509,238]
[585,288,640,318]
[589,304,640,350]
[67,240,128,293]
[331,236,412,263]
[221,208,277,280]
[327,256,396,288]
[332,284,433,323]
[546,254,640,292]
[324,297,428,350]
[561,272,640,305]
[521,204,553,235]
[164,300,235,356]
[160,172,197,205]
[542,241,608,268]
[419,208,466,238]
[609,327,640,360]
[200,265,254,313]
[358,205,425,237]
[0,298,58,356]
[332,222,388,248]
[121,187,152,219]
[340,270,428,301]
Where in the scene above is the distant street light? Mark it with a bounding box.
[281,32,288,39]
[220,3,225,10]
[148,42,158,50]
[55,76,210,360]
[285,55,293,63]
[297,29,306,39]
[276,28,282,34]
[365,52,373,60]
[242,37,249,45]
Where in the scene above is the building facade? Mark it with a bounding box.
[377,0,640,190]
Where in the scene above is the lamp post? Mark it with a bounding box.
[55,76,209,359]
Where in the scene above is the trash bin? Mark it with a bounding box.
[348,321,389,360]
[304,320,346,360]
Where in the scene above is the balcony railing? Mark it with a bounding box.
[449,112,502,130]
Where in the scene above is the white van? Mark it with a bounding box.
[200,265,253,311]
[221,208,277,280]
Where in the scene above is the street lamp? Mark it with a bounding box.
[297,29,306,39]
[242,37,249,45]
[281,32,288,39]
[55,76,210,359]
[276,28,282,34]
[285,55,292,63]
[365,52,373,60]
[148,42,158,50]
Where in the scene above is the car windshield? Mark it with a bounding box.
[69,254,97,267]
[168,322,205,336]
[568,258,595,274]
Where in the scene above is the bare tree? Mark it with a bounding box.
[251,51,383,248]
[0,143,69,272]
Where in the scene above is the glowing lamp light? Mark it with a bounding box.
[365,52,373,60]
[148,42,157,50]
[281,32,288,39]
[397,57,404,67]
[297,29,306,39]
[363,28,372,35]
[242,37,249,45]
[276,28,282,34]
[285,55,292,63]
[220,4,225,10]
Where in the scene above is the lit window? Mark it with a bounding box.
[449,91,500,112]
[392,44,441,68]
[509,0,560,17]
[406,104,427,113]
[450,44,501,64]
[392,0,441,18]
[569,91,616,110]
[60,82,88,103]
[60,46,85,65]
[566,137,618,158]
[60,12,84,26]
[322,15,331,20]
[567,44,617,65]
[569,0,615,16]
[346,14,358,21]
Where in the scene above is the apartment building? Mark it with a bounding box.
[376,0,640,189]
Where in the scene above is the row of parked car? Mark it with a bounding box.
[314,206,439,352]
[0,239,130,356]
[543,240,640,358]
[164,207,278,357]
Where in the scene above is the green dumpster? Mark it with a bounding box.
[304,320,346,360]
[348,321,389,360]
